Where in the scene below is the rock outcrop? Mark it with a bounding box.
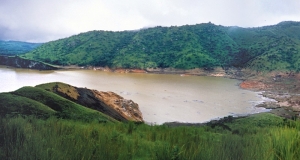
[37,82,143,122]
[0,55,58,70]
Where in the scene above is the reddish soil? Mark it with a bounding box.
[129,69,147,73]
[240,72,300,119]
[112,69,147,73]
[240,81,266,90]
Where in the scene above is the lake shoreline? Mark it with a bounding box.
[50,65,300,121]
[2,64,299,123]
[239,72,300,119]
[57,65,247,80]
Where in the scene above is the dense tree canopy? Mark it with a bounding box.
[23,21,300,71]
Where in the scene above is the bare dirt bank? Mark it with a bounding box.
[37,82,144,122]
[240,71,300,119]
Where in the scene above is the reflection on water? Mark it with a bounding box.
[0,67,269,124]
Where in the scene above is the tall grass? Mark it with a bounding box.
[270,126,300,160]
[0,116,299,160]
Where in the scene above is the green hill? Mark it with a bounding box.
[0,86,117,123]
[0,40,41,55]
[23,21,300,71]
[0,93,55,118]
[227,21,300,71]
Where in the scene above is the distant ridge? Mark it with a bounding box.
[0,40,42,55]
[23,21,300,71]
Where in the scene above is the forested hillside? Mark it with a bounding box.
[0,40,41,55]
[23,21,300,71]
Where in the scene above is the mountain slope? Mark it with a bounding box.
[23,21,300,71]
[22,23,238,69]
[226,21,300,71]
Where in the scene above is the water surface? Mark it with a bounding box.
[0,67,269,124]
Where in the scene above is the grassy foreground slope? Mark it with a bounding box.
[0,113,299,160]
[0,86,116,123]
[23,21,300,71]
[0,84,300,159]
[0,93,55,118]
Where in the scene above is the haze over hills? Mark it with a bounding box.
[19,21,300,71]
[0,40,42,55]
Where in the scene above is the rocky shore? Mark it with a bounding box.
[240,71,300,119]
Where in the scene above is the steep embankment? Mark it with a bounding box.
[11,86,117,122]
[0,55,59,70]
[23,21,300,72]
[0,82,143,122]
[36,82,143,122]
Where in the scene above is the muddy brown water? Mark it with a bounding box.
[0,67,271,124]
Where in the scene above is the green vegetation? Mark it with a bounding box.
[0,40,41,55]
[1,84,300,159]
[0,55,59,70]
[0,86,116,123]
[0,93,55,118]
[23,21,300,71]
[0,114,299,160]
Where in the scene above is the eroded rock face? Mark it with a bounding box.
[0,56,58,70]
[85,90,143,122]
[39,82,143,122]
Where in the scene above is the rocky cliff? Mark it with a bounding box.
[36,82,143,122]
[0,55,58,70]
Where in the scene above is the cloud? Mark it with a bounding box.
[0,0,300,42]
[0,0,75,42]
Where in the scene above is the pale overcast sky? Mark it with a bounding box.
[0,0,300,42]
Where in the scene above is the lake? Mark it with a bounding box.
[0,66,270,124]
